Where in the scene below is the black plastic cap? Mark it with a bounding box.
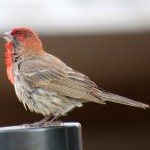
[0,122,83,150]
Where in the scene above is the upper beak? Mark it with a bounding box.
[3,31,12,42]
[4,31,11,36]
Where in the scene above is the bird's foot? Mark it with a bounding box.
[22,116,62,128]
[42,120,63,127]
[22,120,62,128]
[22,121,45,128]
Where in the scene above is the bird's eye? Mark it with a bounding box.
[13,36,16,40]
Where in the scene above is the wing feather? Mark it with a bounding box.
[20,55,104,104]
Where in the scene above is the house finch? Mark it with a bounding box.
[4,27,149,126]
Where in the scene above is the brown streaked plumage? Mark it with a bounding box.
[4,27,149,126]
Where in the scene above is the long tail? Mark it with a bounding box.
[93,88,149,109]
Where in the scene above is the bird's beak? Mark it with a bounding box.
[4,31,11,36]
[3,31,12,42]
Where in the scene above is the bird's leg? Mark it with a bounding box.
[43,115,63,127]
[38,114,52,124]
[22,114,52,128]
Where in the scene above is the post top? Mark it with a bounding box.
[0,122,81,132]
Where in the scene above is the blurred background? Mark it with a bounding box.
[0,0,150,150]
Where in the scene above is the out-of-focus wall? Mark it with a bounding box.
[0,33,150,150]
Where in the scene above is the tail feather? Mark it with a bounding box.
[93,89,149,109]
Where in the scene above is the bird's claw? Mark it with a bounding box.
[22,120,63,128]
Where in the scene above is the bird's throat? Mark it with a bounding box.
[5,42,14,84]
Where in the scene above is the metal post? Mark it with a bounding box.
[0,122,83,150]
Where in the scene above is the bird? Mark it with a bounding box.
[3,27,149,126]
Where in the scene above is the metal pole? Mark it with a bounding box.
[0,122,83,150]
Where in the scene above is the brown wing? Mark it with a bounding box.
[20,54,105,104]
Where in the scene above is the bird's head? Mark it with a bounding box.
[4,27,43,56]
